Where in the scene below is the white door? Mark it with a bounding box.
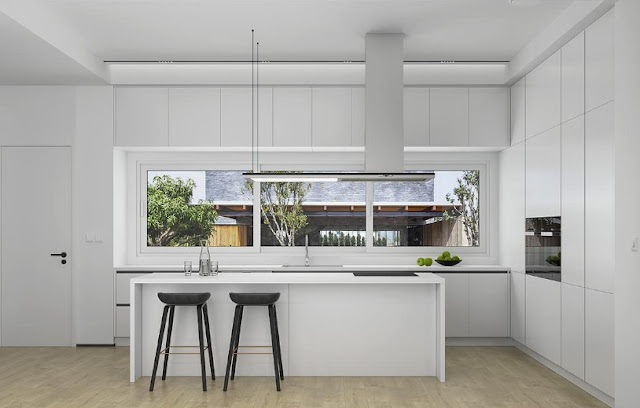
[1,147,72,346]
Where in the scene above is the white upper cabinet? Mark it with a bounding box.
[561,283,585,380]
[429,88,469,146]
[468,273,509,337]
[585,9,615,112]
[498,143,525,273]
[561,33,585,122]
[351,88,365,147]
[525,51,561,139]
[561,116,585,287]
[469,88,509,147]
[312,88,352,147]
[168,88,220,147]
[510,79,526,146]
[115,87,169,147]
[257,87,273,147]
[273,87,312,147]
[403,88,429,146]
[585,102,614,293]
[585,289,614,396]
[526,275,562,365]
[220,88,252,147]
[525,126,561,218]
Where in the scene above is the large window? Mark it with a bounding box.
[146,170,253,247]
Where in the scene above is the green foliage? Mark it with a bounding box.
[147,175,218,247]
[244,174,311,246]
[443,170,480,246]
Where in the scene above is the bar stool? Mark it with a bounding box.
[149,292,215,392]
[223,292,284,391]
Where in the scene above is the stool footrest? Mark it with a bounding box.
[161,345,209,355]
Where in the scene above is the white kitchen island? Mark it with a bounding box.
[130,272,445,382]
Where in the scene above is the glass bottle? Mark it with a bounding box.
[199,239,211,276]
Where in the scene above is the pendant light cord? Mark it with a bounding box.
[251,30,255,173]
[256,42,260,174]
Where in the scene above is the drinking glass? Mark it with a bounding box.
[184,261,193,276]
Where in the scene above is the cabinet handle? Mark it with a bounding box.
[51,252,67,258]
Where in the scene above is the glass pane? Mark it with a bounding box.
[372,170,480,247]
[259,180,366,246]
[147,170,253,247]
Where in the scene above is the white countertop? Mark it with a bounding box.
[131,272,445,285]
[117,264,510,273]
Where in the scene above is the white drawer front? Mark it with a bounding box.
[115,306,130,337]
[116,273,148,305]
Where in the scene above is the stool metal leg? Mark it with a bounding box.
[268,305,282,391]
[149,305,170,392]
[202,303,215,380]
[272,304,284,380]
[161,305,175,381]
[230,305,244,380]
[196,304,207,391]
[224,305,242,391]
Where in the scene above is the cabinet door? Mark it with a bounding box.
[561,116,585,287]
[525,126,561,218]
[526,275,561,365]
[526,51,561,139]
[585,289,614,396]
[115,273,147,305]
[429,88,469,147]
[585,10,614,112]
[115,87,169,147]
[469,88,509,147]
[562,283,585,379]
[403,88,429,146]
[220,88,252,147]
[469,273,509,337]
[585,102,614,293]
[312,88,351,147]
[510,272,525,345]
[169,88,221,146]
[273,87,312,147]
[498,143,525,272]
[561,33,585,122]
[115,306,130,337]
[510,79,526,146]
[435,273,469,337]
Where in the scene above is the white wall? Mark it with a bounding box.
[614,1,640,406]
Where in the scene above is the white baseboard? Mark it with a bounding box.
[446,337,515,346]
[513,341,614,407]
[114,337,130,347]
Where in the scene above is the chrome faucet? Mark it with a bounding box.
[304,234,310,267]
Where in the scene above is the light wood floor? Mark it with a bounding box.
[0,346,608,408]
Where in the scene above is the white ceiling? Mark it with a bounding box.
[36,0,573,62]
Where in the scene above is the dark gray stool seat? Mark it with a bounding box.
[229,292,280,306]
[224,292,283,392]
[149,292,215,392]
[158,292,211,306]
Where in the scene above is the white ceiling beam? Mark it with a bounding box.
[0,0,109,83]
[505,0,615,85]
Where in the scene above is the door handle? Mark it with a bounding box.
[51,252,67,258]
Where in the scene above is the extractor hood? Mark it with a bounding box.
[244,33,432,183]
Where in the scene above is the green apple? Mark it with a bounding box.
[416,257,425,266]
[451,256,460,261]
[424,257,433,266]
[437,255,444,261]
[441,251,451,258]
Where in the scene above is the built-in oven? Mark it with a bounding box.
[525,217,561,281]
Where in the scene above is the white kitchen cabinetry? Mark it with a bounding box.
[585,288,614,396]
[469,88,509,147]
[510,79,526,146]
[510,272,525,345]
[403,88,429,146]
[525,126,561,218]
[561,33,585,122]
[115,307,130,337]
[168,88,221,147]
[114,272,148,339]
[561,283,585,379]
[561,116,585,287]
[429,88,469,147]
[469,273,509,337]
[498,143,525,272]
[436,273,469,337]
[526,51,561,139]
[273,87,312,147]
[312,88,352,147]
[525,275,561,365]
[585,9,614,112]
[585,102,614,293]
[115,87,169,147]
[351,88,365,147]
[220,88,252,147]
[257,87,273,147]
